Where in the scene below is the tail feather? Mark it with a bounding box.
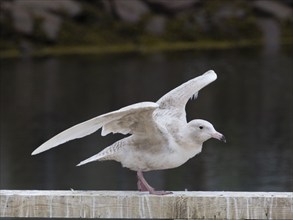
[77,140,123,166]
[76,152,105,166]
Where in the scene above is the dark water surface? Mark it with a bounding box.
[1,47,292,192]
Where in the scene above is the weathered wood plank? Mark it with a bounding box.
[1,190,292,219]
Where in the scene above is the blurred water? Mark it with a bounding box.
[0,47,292,192]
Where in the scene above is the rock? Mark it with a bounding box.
[145,15,167,35]
[101,0,112,13]
[256,18,281,54]
[148,0,198,12]
[34,11,62,40]
[1,0,81,39]
[213,4,245,20]
[113,0,150,23]
[210,4,246,28]
[12,2,33,34]
[16,0,81,16]
[254,0,293,20]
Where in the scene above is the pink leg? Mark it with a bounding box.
[137,178,149,192]
[136,171,172,195]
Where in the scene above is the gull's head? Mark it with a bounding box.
[187,119,226,144]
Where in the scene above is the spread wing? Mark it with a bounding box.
[156,70,217,120]
[32,102,159,155]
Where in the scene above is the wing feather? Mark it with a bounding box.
[156,70,217,118]
[32,70,217,156]
[32,102,159,155]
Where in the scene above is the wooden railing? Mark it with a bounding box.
[1,190,292,219]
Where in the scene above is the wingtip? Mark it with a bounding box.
[205,69,217,77]
[32,146,49,155]
[31,149,39,156]
[76,162,84,167]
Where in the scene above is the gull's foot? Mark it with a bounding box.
[137,179,172,195]
[136,171,172,195]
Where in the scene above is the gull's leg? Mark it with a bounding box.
[137,177,149,192]
[136,171,155,193]
[136,171,172,195]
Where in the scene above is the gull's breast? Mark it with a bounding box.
[118,142,202,172]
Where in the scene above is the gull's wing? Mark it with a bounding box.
[32,102,159,155]
[156,70,217,120]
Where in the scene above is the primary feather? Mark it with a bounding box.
[32,102,158,155]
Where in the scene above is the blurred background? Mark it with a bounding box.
[0,0,292,193]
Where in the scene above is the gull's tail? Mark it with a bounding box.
[76,152,105,166]
[77,140,123,166]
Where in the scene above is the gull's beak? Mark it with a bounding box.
[212,131,226,143]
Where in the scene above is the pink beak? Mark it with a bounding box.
[212,132,226,143]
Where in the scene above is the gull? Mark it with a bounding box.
[32,70,226,195]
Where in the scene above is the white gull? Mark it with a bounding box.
[32,70,226,195]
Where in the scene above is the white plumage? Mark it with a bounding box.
[32,70,225,195]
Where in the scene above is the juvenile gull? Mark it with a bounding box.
[32,70,226,195]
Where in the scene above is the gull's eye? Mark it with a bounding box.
[199,126,203,130]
